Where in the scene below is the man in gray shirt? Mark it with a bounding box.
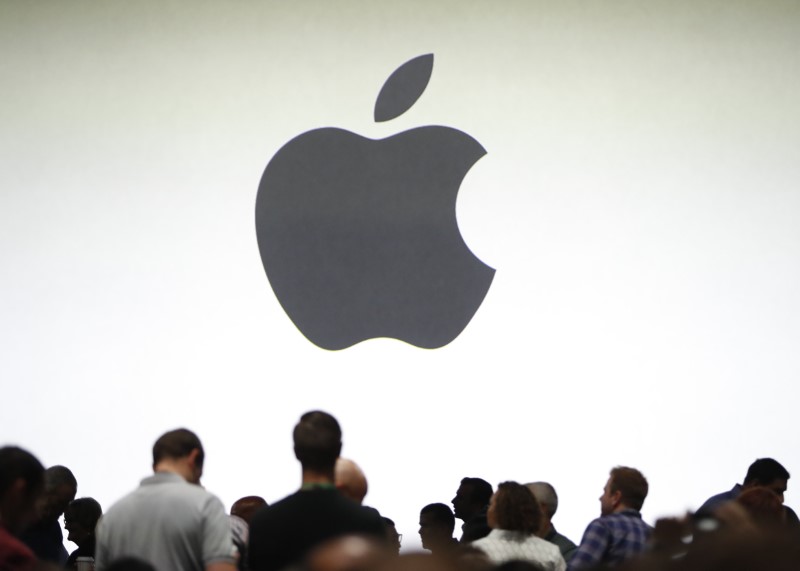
[95,428,236,571]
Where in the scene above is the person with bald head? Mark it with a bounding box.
[335,459,368,504]
[525,483,577,562]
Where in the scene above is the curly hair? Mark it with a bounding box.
[492,481,542,534]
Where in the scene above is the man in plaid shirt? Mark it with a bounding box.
[568,466,652,570]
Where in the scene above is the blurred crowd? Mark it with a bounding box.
[2,411,799,571]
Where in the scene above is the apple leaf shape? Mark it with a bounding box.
[374,54,434,122]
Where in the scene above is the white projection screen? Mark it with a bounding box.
[2,0,800,553]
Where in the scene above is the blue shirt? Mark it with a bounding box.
[568,509,651,570]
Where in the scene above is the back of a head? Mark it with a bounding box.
[293,411,342,472]
[610,466,648,511]
[0,446,44,498]
[335,458,368,504]
[421,503,456,534]
[492,481,541,534]
[66,497,103,529]
[152,428,204,468]
[744,458,790,485]
[231,495,268,524]
[525,482,558,519]
[43,465,77,492]
[461,477,493,508]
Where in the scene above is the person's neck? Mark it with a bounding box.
[301,468,335,486]
[154,461,191,482]
[612,503,635,514]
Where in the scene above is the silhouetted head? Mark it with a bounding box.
[381,517,401,555]
[600,466,648,516]
[64,497,102,547]
[39,465,77,522]
[487,481,541,535]
[452,478,493,521]
[152,428,204,484]
[743,458,790,503]
[231,495,268,524]
[335,458,368,504]
[0,446,45,533]
[293,411,342,472]
[419,503,456,551]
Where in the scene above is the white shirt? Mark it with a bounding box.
[472,529,567,571]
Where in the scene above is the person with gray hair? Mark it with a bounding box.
[525,482,577,562]
[20,464,78,565]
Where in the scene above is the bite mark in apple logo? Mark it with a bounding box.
[256,54,495,350]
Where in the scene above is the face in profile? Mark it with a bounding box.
[64,508,92,546]
[452,484,471,520]
[599,478,617,516]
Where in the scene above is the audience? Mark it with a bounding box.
[4,420,800,571]
[569,466,651,570]
[20,465,77,565]
[525,482,577,562]
[452,478,493,542]
[418,503,458,555]
[94,428,235,571]
[247,411,385,571]
[63,498,102,569]
[230,496,267,571]
[470,482,565,570]
[380,518,401,556]
[335,459,369,505]
[697,457,798,524]
[0,446,45,571]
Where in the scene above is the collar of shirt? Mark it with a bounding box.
[141,472,186,486]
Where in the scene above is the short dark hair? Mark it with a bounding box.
[152,429,204,468]
[461,477,493,507]
[231,496,268,525]
[65,497,103,529]
[609,467,648,511]
[0,446,44,497]
[44,465,77,492]
[492,481,541,534]
[744,458,790,485]
[293,411,342,471]
[421,502,456,533]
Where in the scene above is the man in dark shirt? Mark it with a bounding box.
[20,465,77,565]
[452,477,492,542]
[247,411,385,571]
[697,457,798,523]
[0,446,45,571]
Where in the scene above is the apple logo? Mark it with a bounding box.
[256,54,495,350]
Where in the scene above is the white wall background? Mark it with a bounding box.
[2,0,800,553]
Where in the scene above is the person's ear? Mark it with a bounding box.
[611,490,623,507]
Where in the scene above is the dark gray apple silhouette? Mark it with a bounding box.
[256,54,494,350]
